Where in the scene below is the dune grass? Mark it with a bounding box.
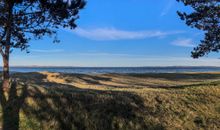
[0,72,219,130]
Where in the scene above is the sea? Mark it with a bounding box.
[6,66,220,74]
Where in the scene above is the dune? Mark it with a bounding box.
[0,72,219,130]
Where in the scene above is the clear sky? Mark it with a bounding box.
[9,0,220,67]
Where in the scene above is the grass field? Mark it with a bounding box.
[0,72,220,130]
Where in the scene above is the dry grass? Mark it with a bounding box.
[0,72,220,130]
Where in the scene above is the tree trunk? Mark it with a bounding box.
[2,2,13,91]
[2,46,10,91]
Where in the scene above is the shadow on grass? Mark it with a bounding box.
[0,73,165,130]
[149,80,220,90]
[0,81,28,130]
[57,73,220,90]
[127,73,220,81]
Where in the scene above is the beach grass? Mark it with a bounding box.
[0,72,220,130]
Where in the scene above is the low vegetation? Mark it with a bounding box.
[0,72,220,130]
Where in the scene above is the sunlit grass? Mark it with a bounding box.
[0,72,219,130]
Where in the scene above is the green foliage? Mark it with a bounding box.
[177,0,220,58]
[0,0,86,52]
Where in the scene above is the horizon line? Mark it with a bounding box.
[4,65,220,68]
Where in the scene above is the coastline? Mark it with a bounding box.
[1,66,220,74]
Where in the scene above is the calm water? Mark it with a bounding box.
[5,67,220,74]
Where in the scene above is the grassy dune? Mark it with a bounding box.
[0,72,220,130]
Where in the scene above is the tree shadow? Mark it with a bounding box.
[58,73,156,89]
[22,82,164,130]
[127,73,220,81]
[56,73,220,90]
[0,72,165,130]
[60,73,112,85]
[0,81,28,130]
[3,72,220,130]
[147,80,220,90]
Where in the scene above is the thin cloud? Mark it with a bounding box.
[11,53,220,67]
[171,38,195,47]
[31,49,64,53]
[71,28,184,41]
[160,0,175,16]
[76,52,140,57]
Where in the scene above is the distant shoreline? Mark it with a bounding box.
[0,66,220,74]
[3,66,220,68]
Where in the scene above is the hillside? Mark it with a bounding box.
[0,72,219,130]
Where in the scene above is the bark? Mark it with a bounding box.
[2,46,10,91]
[2,2,13,91]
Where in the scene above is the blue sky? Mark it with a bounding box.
[9,0,220,67]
